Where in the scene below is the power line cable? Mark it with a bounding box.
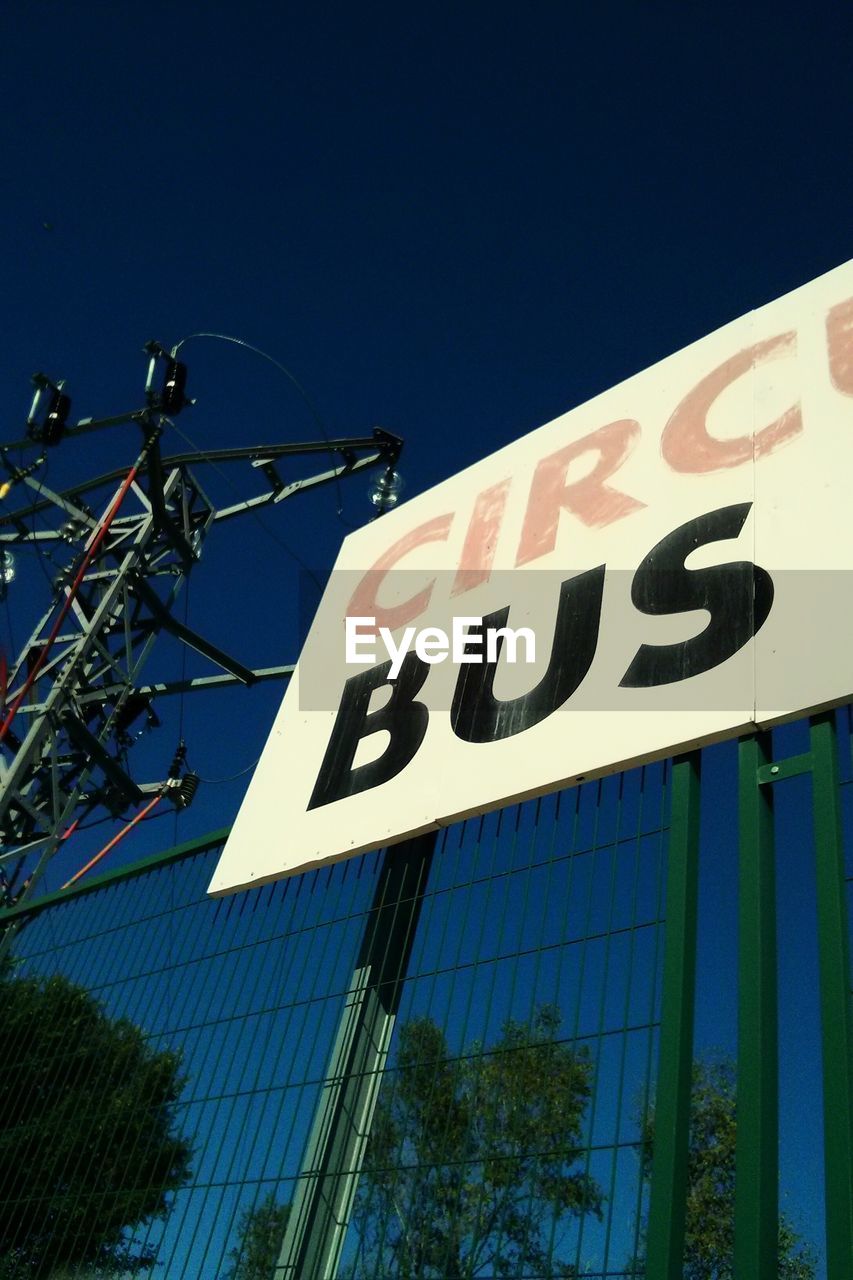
[188,755,261,785]
[3,593,15,660]
[172,331,353,525]
[23,455,60,599]
[61,790,166,889]
[173,578,190,844]
[161,414,326,594]
[73,807,168,837]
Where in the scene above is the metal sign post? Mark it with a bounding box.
[274,833,435,1280]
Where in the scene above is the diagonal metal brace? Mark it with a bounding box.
[61,712,145,806]
[128,572,256,685]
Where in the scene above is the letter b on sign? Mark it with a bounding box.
[308,653,430,809]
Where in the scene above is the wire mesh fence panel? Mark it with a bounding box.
[336,766,669,1280]
[2,835,385,1280]
[0,766,670,1280]
[1,720,849,1279]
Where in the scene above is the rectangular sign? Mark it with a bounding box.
[209,259,853,893]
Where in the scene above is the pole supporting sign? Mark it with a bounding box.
[210,259,853,894]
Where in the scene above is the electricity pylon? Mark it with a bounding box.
[0,344,401,916]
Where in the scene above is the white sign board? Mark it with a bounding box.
[209,259,853,894]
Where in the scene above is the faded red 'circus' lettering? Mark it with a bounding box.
[661,332,801,472]
[515,419,645,567]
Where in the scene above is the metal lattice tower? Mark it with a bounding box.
[0,346,401,916]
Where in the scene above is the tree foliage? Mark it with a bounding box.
[637,1060,817,1279]
[348,1004,601,1278]
[221,1193,290,1280]
[223,1005,600,1279]
[0,968,192,1278]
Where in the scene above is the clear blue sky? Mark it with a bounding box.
[2,5,851,1272]
[3,2,852,859]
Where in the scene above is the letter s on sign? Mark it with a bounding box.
[620,503,774,688]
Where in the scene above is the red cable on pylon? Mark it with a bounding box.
[60,792,163,890]
[0,463,140,745]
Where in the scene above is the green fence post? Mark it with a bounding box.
[735,732,778,1280]
[273,833,435,1280]
[645,752,701,1278]
[809,712,853,1277]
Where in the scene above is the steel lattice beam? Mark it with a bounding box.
[0,379,401,915]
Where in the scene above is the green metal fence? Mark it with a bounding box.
[0,710,851,1279]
